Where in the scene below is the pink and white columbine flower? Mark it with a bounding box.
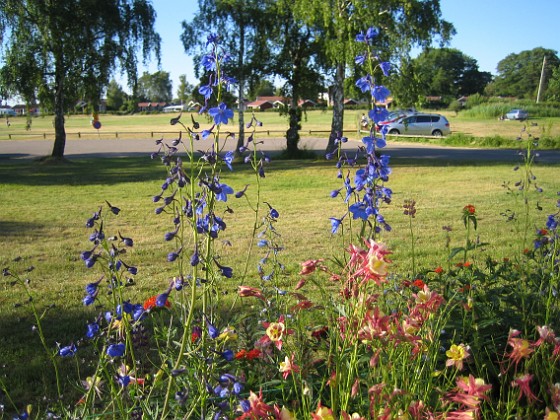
[348,240,391,285]
[257,315,292,351]
[278,354,300,380]
[446,375,491,412]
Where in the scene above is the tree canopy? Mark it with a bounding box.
[291,0,455,152]
[413,48,492,103]
[137,71,173,103]
[0,0,160,158]
[181,0,277,152]
[485,47,560,99]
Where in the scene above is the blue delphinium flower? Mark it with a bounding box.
[167,248,182,262]
[330,216,345,234]
[223,150,235,170]
[369,107,389,124]
[221,349,234,361]
[59,343,77,357]
[213,258,233,278]
[379,61,391,77]
[208,103,234,125]
[546,213,558,230]
[86,322,100,338]
[205,315,219,339]
[372,85,391,102]
[190,248,200,266]
[349,202,369,220]
[105,201,120,215]
[356,75,373,93]
[156,292,169,307]
[199,84,213,100]
[107,343,125,358]
[215,183,234,202]
[201,53,217,71]
[83,294,96,306]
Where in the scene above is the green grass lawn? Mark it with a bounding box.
[0,153,559,407]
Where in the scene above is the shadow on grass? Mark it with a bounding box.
[0,221,47,240]
[0,304,92,411]
[0,157,164,186]
[1,150,558,188]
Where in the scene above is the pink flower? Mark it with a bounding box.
[535,325,556,346]
[236,390,274,420]
[446,375,491,410]
[257,315,292,351]
[299,259,325,275]
[278,354,300,380]
[511,373,539,403]
[238,285,266,301]
[506,330,534,369]
[351,239,391,283]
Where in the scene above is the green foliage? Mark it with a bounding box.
[176,74,194,104]
[413,48,492,98]
[136,71,173,103]
[486,47,560,99]
[105,79,128,111]
[0,0,161,157]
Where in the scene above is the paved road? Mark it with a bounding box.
[1,136,559,164]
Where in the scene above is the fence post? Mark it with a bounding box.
[78,132,81,138]
[116,132,118,138]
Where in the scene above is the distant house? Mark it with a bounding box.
[298,99,317,108]
[375,96,394,108]
[246,96,288,111]
[246,98,275,111]
[163,104,187,113]
[137,102,167,112]
[12,104,41,116]
[343,98,359,106]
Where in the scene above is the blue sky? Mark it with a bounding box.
[141,0,560,94]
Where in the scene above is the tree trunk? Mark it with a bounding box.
[286,105,301,157]
[51,66,66,159]
[236,82,245,155]
[326,60,345,154]
[235,21,246,157]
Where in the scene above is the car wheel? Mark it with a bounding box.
[388,129,399,135]
[432,129,443,137]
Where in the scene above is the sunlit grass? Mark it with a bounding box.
[2,109,559,143]
[0,155,559,406]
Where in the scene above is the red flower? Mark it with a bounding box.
[434,266,444,274]
[235,349,262,360]
[463,204,476,215]
[143,295,171,310]
[412,279,425,288]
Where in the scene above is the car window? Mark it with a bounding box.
[416,115,431,123]
[430,116,440,123]
[404,116,416,124]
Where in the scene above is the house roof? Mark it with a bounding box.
[247,99,274,108]
[138,102,167,107]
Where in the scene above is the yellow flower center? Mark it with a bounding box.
[266,322,285,342]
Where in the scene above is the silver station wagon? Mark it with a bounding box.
[382,113,450,137]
